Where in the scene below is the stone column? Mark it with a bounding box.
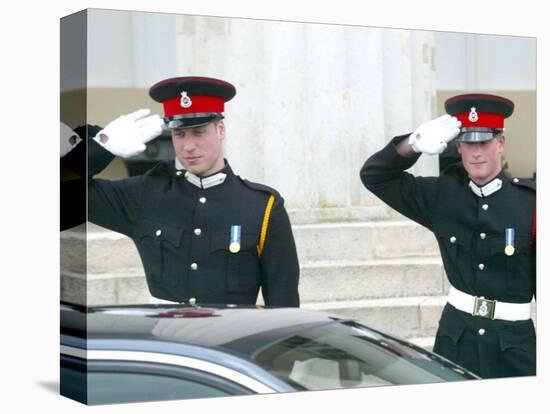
[166,16,438,223]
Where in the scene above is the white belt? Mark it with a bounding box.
[447,286,531,321]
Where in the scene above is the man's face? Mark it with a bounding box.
[171,121,225,177]
[456,135,505,185]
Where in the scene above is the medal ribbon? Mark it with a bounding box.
[230,225,241,249]
[505,228,515,253]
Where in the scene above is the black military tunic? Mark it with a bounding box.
[360,135,536,378]
[87,138,300,307]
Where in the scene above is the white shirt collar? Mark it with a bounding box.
[174,158,227,189]
[468,178,503,197]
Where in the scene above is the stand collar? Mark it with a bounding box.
[468,171,507,197]
[174,158,232,189]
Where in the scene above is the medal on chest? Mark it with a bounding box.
[229,225,241,253]
[504,228,515,256]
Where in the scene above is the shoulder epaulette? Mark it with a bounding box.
[511,178,536,192]
[237,176,281,198]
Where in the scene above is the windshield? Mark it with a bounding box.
[253,321,473,390]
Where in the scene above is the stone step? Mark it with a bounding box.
[302,296,448,340]
[293,220,439,263]
[299,257,446,302]
[61,255,447,304]
[62,220,440,273]
[61,270,151,306]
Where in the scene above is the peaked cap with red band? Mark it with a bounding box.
[444,93,514,142]
[149,76,236,129]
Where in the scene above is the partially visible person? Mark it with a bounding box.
[77,76,300,307]
[360,93,536,378]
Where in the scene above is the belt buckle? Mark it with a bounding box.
[473,297,496,319]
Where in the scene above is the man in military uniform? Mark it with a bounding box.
[360,94,536,378]
[87,76,300,307]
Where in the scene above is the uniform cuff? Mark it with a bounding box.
[381,133,422,169]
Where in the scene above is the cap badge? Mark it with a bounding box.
[180,91,192,108]
[468,107,479,123]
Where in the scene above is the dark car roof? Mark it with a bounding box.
[61,302,478,380]
[61,303,344,349]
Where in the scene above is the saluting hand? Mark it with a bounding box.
[93,109,164,158]
[408,115,461,155]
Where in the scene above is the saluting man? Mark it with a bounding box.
[360,94,536,378]
[87,76,300,307]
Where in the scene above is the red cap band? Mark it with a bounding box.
[456,111,504,129]
[163,95,225,117]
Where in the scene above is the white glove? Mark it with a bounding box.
[60,122,82,157]
[408,115,461,155]
[93,109,164,158]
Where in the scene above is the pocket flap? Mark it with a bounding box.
[437,321,465,345]
[137,219,185,247]
[498,322,535,351]
[435,226,472,247]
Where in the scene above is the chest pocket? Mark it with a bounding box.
[210,232,260,290]
[489,235,533,292]
[435,227,473,263]
[135,219,185,286]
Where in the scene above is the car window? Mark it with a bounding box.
[61,360,252,404]
[87,371,230,404]
[254,321,470,391]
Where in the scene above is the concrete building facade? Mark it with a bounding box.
[61,9,536,346]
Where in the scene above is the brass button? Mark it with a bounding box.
[482,204,489,211]
[480,233,486,240]
[194,228,202,236]
[478,328,486,336]
[449,236,457,243]
[478,263,485,270]
[199,197,207,204]
[155,229,162,237]
[190,263,198,271]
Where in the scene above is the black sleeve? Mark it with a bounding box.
[360,134,439,231]
[60,125,145,236]
[260,196,300,307]
[87,137,145,237]
[61,125,113,177]
[60,179,85,231]
[60,124,108,231]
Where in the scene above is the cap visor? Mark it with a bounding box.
[165,115,220,129]
[457,131,497,142]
